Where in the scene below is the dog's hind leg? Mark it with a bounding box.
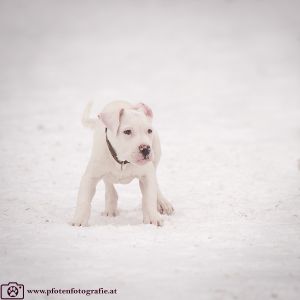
[102,180,119,217]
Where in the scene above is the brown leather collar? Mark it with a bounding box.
[105,128,130,167]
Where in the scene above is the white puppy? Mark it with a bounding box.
[71,101,174,227]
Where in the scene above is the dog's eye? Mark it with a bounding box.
[123,129,132,135]
[147,129,152,134]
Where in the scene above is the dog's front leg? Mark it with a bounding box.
[139,165,163,226]
[71,174,100,226]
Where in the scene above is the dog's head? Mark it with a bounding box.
[98,103,154,165]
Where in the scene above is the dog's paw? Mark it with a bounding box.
[101,208,119,217]
[157,197,174,215]
[143,213,164,226]
[71,209,90,227]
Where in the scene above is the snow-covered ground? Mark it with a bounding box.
[1,0,300,299]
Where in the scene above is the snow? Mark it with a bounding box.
[1,0,300,299]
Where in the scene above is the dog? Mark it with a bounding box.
[71,101,174,227]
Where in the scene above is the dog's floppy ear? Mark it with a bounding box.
[134,103,153,119]
[98,108,124,134]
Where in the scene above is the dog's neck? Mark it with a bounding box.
[105,128,130,168]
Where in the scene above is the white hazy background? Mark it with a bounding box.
[1,0,300,299]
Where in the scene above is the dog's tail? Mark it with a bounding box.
[81,101,97,129]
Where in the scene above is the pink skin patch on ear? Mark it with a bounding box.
[134,103,153,118]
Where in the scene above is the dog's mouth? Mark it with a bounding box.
[135,157,151,165]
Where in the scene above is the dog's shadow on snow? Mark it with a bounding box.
[90,208,142,227]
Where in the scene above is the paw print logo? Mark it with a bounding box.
[7,286,18,298]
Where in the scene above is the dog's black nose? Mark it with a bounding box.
[139,144,151,158]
